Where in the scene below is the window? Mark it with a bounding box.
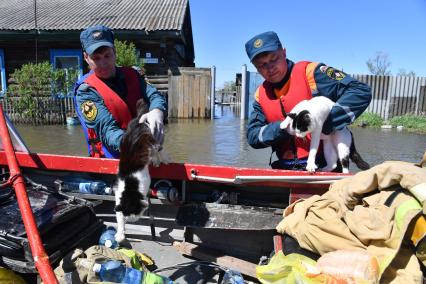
[0,49,6,96]
[50,49,83,77]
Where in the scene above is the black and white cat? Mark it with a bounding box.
[280,96,370,173]
[114,99,168,243]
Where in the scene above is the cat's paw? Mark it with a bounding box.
[151,147,170,167]
[306,163,318,173]
[115,231,126,243]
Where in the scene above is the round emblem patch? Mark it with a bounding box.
[254,39,263,49]
[325,67,346,81]
[92,31,102,40]
[81,101,97,121]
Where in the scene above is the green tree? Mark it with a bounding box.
[114,39,144,70]
[222,80,236,91]
[366,52,392,75]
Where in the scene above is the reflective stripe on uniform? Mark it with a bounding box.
[334,102,356,123]
[258,125,267,144]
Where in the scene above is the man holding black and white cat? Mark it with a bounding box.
[245,31,372,171]
[74,25,167,158]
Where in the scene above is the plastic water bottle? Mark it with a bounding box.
[61,178,112,195]
[221,269,244,284]
[93,260,142,283]
[99,227,118,249]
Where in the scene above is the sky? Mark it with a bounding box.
[189,0,426,89]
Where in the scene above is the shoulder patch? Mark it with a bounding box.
[80,101,98,121]
[324,66,346,81]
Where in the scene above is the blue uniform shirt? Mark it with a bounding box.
[75,68,167,154]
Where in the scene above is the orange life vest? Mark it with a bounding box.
[258,61,312,161]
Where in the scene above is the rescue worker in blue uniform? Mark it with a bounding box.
[245,31,372,170]
[74,25,167,158]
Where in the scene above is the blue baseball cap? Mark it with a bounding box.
[80,25,114,55]
[245,31,282,61]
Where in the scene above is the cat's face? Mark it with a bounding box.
[288,110,312,138]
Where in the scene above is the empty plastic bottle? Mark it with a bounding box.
[61,178,112,195]
[93,260,142,283]
[99,227,118,249]
[221,269,244,284]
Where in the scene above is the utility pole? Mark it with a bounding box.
[34,0,38,63]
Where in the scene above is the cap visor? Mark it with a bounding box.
[86,41,114,55]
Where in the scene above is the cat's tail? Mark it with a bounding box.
[349,132,370,170]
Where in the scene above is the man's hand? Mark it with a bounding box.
[139,108,164,144]
[280,117,296,135]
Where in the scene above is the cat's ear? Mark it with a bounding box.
[287,113,297,119]
[302,113,311,121]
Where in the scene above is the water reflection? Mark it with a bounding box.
[15,106,425,170]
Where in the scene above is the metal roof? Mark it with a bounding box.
[0,0,189,31]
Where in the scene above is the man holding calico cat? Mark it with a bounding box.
[74,25,167,158]
[245,31,372,171]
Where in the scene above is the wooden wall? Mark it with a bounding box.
[168,67,212,118]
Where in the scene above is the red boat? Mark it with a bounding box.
[0,105,350,283]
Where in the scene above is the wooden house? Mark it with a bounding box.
[0,0,195,96]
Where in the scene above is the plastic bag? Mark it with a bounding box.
[0,267,26,284]
[256,251,322,284]
[307,250,379,284]
[118,248,155,270]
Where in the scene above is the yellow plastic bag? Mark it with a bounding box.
[0,267,26,284]
[256,251,323,284]
[118,248,155,270]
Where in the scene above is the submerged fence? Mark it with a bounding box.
[2,74,425,125]
[0,97,75,125]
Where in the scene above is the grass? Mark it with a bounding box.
[353,112,426,134]
[389,114,426,133]
[353,112,384,128]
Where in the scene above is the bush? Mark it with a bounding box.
[353,112,384,127]
[6,62,79,118]
[114,39,144,70]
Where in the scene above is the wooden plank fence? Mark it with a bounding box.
[352,75,426,120]
[168,67,212,118]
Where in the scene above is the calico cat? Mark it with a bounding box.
[280,96,370,173]
[114,99,168,243]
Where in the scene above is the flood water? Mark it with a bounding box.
[15,105,426,171]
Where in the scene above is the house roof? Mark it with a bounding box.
[0,0,189,32]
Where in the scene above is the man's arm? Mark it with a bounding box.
[138,78,168,144]
[247,101,291,149]
[140,79,168,112]
[75,84,124,152]
[312,64,372,134]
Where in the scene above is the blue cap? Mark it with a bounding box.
[80,25,114,55]
[245,31,282,61]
